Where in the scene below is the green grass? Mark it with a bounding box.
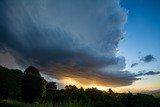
[0,100,91,107]
[23,101,91,107]
[0,100,21,107]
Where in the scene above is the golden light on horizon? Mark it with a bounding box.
[60,77,110,91]
[60,76,160,92]
[61,77,83,87]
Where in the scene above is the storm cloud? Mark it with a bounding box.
[140,55,156,63]
[0,0,138,87]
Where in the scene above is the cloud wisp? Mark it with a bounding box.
[140,55,156,63]
[131,63,138,68]
[130,54,156,68]
[135,70,160,77]
[0,0,140,87]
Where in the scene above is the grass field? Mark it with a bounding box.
[0,100,91,107]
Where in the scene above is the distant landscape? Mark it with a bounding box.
[0,65,160,107]
[144,90,160,98]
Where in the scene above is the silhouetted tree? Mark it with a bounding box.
[131,93,157,107]
[108,88,114,94]
[117,92,133,107]
[46,82,57,90]
[1,65,160,107]
[45,82,57,102]
[24,66,40,76]
[0,66,23,100]
[22,66,47,103]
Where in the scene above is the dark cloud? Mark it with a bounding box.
[140,55,156,63]
[42,64,139,87]
[131,63,138,68]
[144,71,160,75]
[135,70,160,76]
[131,54,156,68]
[0,0,138,87]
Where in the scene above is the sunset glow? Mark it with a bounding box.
[0,0,160,93]
[0,0,160,106]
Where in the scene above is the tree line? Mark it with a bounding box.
[0,65,160,107]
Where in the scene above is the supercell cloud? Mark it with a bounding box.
[0,0,138,87]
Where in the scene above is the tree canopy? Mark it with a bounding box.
[0,65,160,107]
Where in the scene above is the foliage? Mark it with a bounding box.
[24,66,41,76]
[22,67,47,103]
[46,82,57,90]
[0,66,23,100]
[0,65,160,107]
[131,93,158,107]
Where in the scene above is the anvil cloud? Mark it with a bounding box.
[0,0,138,87]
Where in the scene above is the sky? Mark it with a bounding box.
[0,0,159,92]
[117,0,160,92]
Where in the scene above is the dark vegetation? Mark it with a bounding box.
[0,65,160,107]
